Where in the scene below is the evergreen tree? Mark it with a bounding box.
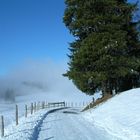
[63,0,140,96]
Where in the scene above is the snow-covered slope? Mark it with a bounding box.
[83,88,140,140]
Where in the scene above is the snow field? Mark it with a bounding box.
[82,88,140,140]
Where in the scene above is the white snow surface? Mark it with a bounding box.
[83,88,140,140]
[0,88,140,140]
[1,107,111,140]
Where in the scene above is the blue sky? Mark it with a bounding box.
[0,0,74,75]
[0,0,139,75]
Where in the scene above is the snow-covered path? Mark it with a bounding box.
[37,108,110,140]
[2,107,131,140]
[2,106,135,140]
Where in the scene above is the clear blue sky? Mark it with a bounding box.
[0,0,74,75]
[0,0,139,75]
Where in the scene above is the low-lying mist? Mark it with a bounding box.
[0,60,92,102]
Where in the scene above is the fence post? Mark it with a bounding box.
[1,115,4,137]
[25,105,27,118]
[46,101,48,108]
[34,102,36,113]
[31,103,33,115]
[79,102,81,107]
[71,102,73,107]
[41,102,43,109]
[83,102,85,107]
[43,101,45,108]
[16,105,18,125]
[42,101,44,109]
[37,102,40,110]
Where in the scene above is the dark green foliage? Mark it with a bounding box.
[63,0,140,96]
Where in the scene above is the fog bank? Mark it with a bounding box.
[0,60,92,102]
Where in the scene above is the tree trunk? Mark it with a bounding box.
[102,81,114,97]
[102,81,108,97]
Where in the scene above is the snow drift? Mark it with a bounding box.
[83,88,140,140]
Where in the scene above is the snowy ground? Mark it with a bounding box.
[37,108,111,140]
[83,88,140,140]
[1,88,140,140]
[1,107,111,140]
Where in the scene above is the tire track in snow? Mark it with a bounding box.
[30,107,67,140]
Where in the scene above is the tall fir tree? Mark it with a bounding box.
[63,0,140,96]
